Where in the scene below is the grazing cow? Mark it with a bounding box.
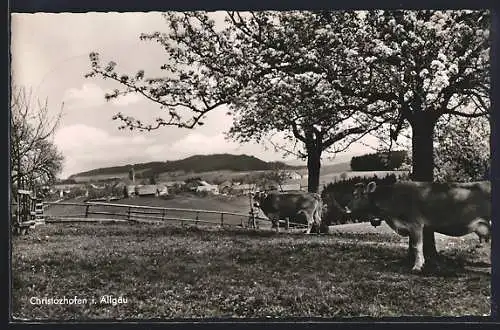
[347,181,491,272]
[252,190,324,234]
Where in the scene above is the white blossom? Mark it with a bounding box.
[430,60,445,71]
[419,69,429,78]
[404,90,413,101]
[344,48,359,57]
[437,53,447,62]
[314,28,327,35]
[448,63,459,75]
[364,56,377,63]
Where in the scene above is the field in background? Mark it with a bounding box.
[44,194,275,228]
[66,162,354,186]
[47,169,408,225]
[12,222,490,319]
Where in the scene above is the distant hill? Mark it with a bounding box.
[68,154,305,182]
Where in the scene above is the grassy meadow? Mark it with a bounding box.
[12,222,490,320]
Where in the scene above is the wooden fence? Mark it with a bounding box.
[12,190,45,234]
[42,201,309,230]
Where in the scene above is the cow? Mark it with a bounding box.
[347,180,491,272]
[252,190,324,234]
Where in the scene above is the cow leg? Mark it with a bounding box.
[407,236,416,266]
[268,213,279,233]
[409,226,425,272]
[305,214,313,234]
[423,228,438,264]
[273,217,280,233]
[314,208,322,234]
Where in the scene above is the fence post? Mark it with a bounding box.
[162,208,166,221]
[285,217,289,230]
[220,212,224,227]
[127,207,131,221]
[35,200,44,225]
[85,204,90,218]
[195,211,199,226]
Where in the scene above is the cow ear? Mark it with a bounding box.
[366,181,377,193]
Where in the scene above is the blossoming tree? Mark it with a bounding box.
[350,10,490,260]
[86,11,388,193]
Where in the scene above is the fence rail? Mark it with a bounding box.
[43,201,309,230]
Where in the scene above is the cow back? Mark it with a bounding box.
[371,181,491,229]
[258,191,320,218]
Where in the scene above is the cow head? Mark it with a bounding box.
[252,191,267,208]
[347,181,380,225]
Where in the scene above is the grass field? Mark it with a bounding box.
[12,222,490,320]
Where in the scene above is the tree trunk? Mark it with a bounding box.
[306,146,321,193]
[411,112,436,182]
[411,111,439,261]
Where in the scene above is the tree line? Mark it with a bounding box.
[350,150,408,171]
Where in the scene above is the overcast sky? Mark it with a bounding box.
[11,12,381,179]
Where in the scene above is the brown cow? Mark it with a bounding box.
[347,180,491,272]
[253,190,324,234]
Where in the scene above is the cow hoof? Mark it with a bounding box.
[411,266,423,273]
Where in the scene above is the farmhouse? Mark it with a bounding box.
[89,183,106,190]
[156,185,169,196]
[52,183,86,191]
[163,180,186,188]
[285,171,303,180]
[280,183,302,191]
[126,185,136,197]
[134,185,169,197]
[219,180,232,194]
[196,181,219,194]
[112,181,136,198]
[230,183,256,195]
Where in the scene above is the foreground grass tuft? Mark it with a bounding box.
[12,223,490,320]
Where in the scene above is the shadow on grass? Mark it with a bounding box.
[364,245,491,278]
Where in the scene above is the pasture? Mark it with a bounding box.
[12,221,490,320]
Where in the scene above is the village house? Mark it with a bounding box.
[163,180,186,188]
[279,183,302,191]
[230,183,256,195]
[195,181,219,194]
[218,180,232,194]
[285,171,303,180]
[134,184,169,197]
